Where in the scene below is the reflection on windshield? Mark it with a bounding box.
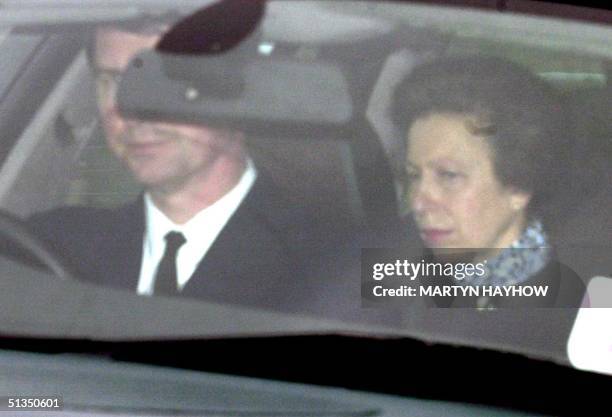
[0,1,610,367]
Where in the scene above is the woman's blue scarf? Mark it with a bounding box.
[462,220,551,287]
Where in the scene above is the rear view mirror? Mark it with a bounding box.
[116,50,354,138]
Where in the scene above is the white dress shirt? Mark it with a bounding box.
[136,159,257,295]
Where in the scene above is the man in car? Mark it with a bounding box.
[29,24,320,312]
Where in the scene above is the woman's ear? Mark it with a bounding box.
[509,188,531,212]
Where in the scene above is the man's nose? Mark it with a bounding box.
[125,118,153,134]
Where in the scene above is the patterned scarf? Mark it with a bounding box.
[461,220,552,287]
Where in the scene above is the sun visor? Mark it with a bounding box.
[116,50,353,137]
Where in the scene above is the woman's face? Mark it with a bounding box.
[405,113,530,253]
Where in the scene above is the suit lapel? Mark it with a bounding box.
[180,174,291,299]
[100,198,145,291]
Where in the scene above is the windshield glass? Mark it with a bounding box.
[0,0,610,376]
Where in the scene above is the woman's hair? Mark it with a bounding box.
[390,55,573,219]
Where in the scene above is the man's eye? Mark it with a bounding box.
[96,72,122,88]
[96,76,114,90]
[404,171,420,182]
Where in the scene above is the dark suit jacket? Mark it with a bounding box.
[28,175,325,312]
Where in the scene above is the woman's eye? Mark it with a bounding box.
[437,169,461,181]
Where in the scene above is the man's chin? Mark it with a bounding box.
[133,172,187,194]
[130,170,170,188]
[127,160,167,180]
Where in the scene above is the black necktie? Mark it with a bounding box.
[153,231,186,296]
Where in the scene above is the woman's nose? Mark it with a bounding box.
[409,176,440,214]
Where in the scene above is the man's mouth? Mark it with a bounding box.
[123,138,173,156]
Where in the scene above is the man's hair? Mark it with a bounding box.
[390,55,574,220]
[85,21,169,69]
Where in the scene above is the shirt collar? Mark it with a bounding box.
[143,158,257,252]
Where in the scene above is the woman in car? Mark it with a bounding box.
[390,56,585,308]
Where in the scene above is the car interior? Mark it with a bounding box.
[0,1,610,415]
[0,0,610,325]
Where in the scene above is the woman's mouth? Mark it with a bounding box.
[419,228,453,245]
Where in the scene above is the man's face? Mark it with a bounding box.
[94,28,244,191]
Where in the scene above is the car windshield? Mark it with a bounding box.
[0,0,610,377]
